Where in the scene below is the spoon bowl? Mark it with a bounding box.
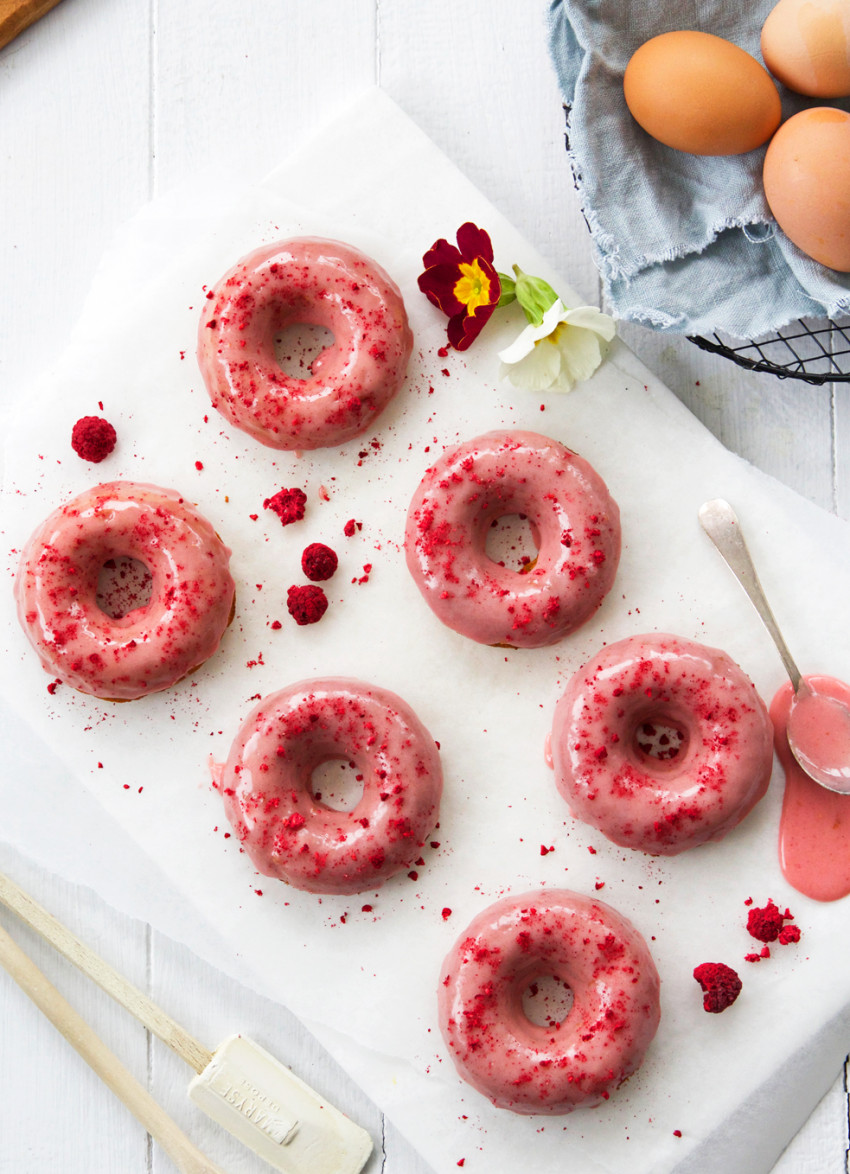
[698,498,850,795]
[785,679,850,793]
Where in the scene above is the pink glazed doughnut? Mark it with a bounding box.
[438,889,660,1114]
[197,237,413,450]
[550,634,774,855]
[404,430,621,648]
[219,678,443,894]
[15,481,235,700]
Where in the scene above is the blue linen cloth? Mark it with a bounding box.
[547,0,850,338]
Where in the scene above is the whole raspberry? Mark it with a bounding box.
[264,487,307,526]
[301,542,338,581]
[286,584,328,625]
[71,416,117,463]
[693,962,742,1013]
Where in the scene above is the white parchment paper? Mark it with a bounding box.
[2,90,850,1174]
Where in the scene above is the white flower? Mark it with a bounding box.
[497,299,616,392]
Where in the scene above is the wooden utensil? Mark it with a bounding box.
[0,918,228,1174]
[0,869,373,1174]
[0,0,63,52]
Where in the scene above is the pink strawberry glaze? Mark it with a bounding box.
[773,675,850,901]
[551,634,773,855]
[220,678,442,895]
[438,889,660,1114]
[197,237,413,451]
[404,430,621,648]
[15,481,235,701]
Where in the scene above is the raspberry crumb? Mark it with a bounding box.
[778,923,801,945]
[693,962,742,1013]
[286,584,328,625]
[264,487,307,526]
[344,518,361,537]
[746,899,786,943]
[441,907,452,920]
[71,416,117,463]
[301,542,338,581]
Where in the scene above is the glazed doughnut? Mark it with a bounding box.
[219,678,442,895]
[438,889,660,1114]
[404,430,620,648]
[550,633,774,855]
[197,237,413,451]
[15,481,235,701]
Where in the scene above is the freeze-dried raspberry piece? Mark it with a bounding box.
[301,542,338,581]
[264,487,307,526]
[693,962,742,1013]
[286,584,328,625]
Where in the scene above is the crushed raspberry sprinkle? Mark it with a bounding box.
[71,416,117,463]
[286,584,328,625]
[264,487,307,526]
[778,923,801,945]
[301,542,338,581]
[693,962,742,1013]
[746,899,787,943]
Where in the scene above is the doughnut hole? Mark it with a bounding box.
[274,323,335,378]
[631,709,688,769]
[96,556,153,619]
[309,757,365,812]
[484,513,541,573]
[521,973,575,1028]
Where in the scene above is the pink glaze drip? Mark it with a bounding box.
[219,678,443,895]
[404,430,621,648]
[773,675,850,902]
[438,889,660,1114]
[197,237,413,451]
[543,731,553,770]
[15,481,235,700]
[551,634,774,855]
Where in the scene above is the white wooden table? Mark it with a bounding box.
[0,2,847,1170]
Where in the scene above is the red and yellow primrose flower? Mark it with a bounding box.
[418,222,615,392]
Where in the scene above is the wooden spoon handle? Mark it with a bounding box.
[0,869,213,1074]
[0,0,63,52]
[0,920,228,1174]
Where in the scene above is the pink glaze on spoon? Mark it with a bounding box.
[772,675,850,902]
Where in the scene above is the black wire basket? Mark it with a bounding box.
[689,317,850,385]
[560,105,850,387]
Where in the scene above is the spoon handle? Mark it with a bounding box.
[698,498,803,691]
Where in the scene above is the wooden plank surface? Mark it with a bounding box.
[0,1,847,1171]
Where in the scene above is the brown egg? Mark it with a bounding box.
[762,0,850,98]
[763,107,850,270]
[624,30,782,155]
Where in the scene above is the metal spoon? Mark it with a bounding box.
[699,498,850,794]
